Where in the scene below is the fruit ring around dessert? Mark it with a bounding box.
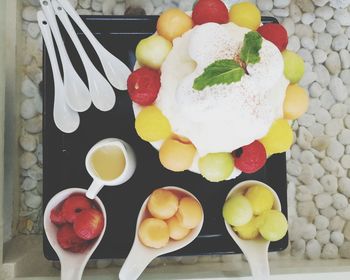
[127,0,309,183]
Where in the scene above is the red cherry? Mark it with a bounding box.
[73,208,104,241]
[61,195,92,223]
[233,141,267,174]
[192,0,229,25]
[257,23,288,52]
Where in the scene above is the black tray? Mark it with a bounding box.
[43,15,288,260]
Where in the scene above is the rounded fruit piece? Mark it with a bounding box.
[57,224,86,251]
[73,208,104,240]
[192,0,229,25]
[283,84,309,120]
[138,218,170,248]
[61,195,92,223]
[135,105,172,142]
[166,215,190,240]
[136,35,172,70]
[282,50,305,84]
[260,119,293,156]
[157,8,193,41]
[198,152,234,182]
[245,185,274,215]
[234,216,260,240]
[223,195,253,227]
[257,23,288,52]
[176,196,203,229]
[159,136,196,172]
[258,210,288,241]
[229,2,261,30]
[147,189,179,220]
[233,141,267,174]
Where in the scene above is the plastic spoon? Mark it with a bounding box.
[40,0,91,112]
[224,180,282,280]
[52,0,116,112]
[119,186,204,280]
[43,188,107,280]
[57,0,131,90]
[37,11,80,133]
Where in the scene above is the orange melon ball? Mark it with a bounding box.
[138,218,170,248]
[176,197,203,229]
[166,216,191,240]
[159,136,196,172]
[147,189,179,219]
[283,84,309,120]
[157,8,193,41]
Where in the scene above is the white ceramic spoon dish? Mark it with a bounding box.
[224,180,282,280]
[43,188,107,280]
[57,0,131,90]
[52,0,116,112]
[40,0,92,112]
[119,186,204,280]
[37,11,80,133]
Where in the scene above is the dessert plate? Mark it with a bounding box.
[43,15,288,260]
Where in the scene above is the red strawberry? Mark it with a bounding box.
[57,224,86,250]
[50,207,66,226]
[73,208,104,241]
[233,140,267,174]
[61,195,92,223]
[192,0,229,25]
[127,67,161,106]
[257,23,288,52]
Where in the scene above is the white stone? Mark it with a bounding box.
[299,114,316,128]
[301,151,316,165]
[272,8,289,17]
[306,239,321,259]
[320,174,338,193]
[290,2,302,22]
[326,20,343,36]
[329,216,346,231]
[320,90,336,110]
[309,179,324,195]
[21,77,39,98]
[298,164,314,184]
[36,144,43,165]
[291,144,301,159]
[315,6,334,20]
[274,0,290,8]
[340,49,350,69]
[312,48,327,63]
[27,23,40,39]
[287,159,302,176]
[344,222,350,240]
[22,6,37,22]
[295,24,313,38]
[341,70,350,85]
[339,129,350,145]
[68,0,78,8]
[19,134,36,153]
[282,18,295,36]
[334,9,350,26]
[28,0,40,6]
[327,140,345,160]
[312,0,330,6]
[287,35,301,52]
[296,0,315,12]
[331,231,344,246]
[20,99,37,120]
[339,177,350,197]
[179,0,194,11]
[338,206,350,220]
[333,193,348,210]
[302,13,316,25]
[330,103,348,118]
[77,9,92,15]
[309,123,325,138]
[102,0,116,15]
[332,34,348,51]
[27,165,43,181]
[20,152,37,170]
[21,177,38,191]
[113,3,126,15]
[24,191,42,209]
[345,116,350,129]
[325,52,341,75]
[325,119,343,136]
[300,71,317,87]
[321,243,338,259]
[308,97,322,114]
[297,201,318,219]
[296,186,313,201]
[315,107,331,124]
[321,157,338,172]
[340,242,350,258]
[301,37,315,51]
[312,163,325,179]
[79,0,92,9]
[321,206,337,218]
[314,215,329,230]
[291,239,306,256]
[314,65,330,87]
[315,193,333,209]
[330,0,350,9]
[312,18,326,33]
[290,217,308,241]
[92,0,102,11]
[316,229,330,244]
[302,223,317,240]
[297,127,313,149]
[341,154,350,168]
[24,116,42,134]
[316,32,332,51]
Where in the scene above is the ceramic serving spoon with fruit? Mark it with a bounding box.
[44,188,106,280]
[223,180,287,280]
[119,186,204,280]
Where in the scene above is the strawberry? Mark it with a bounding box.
[257,23,288,52]
[57,224,86,250]
[73,208,104,241]
[127,67,161,106]
[233,140,267,174]
[192,0,229,25]
[50,207,66,226]
[61,195,92,223]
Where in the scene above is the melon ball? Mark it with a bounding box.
[234,216,261,240]
[282,50,305,84]
[229,2,261,30]
[176,196,203,229]
[138,218,170,248]
[198,153,234,182]
[157,8,193,41]
[147,189,179,220]
[283,84,309,120]
[166,215,190,240]
[258,210,288,242]
[159,136,196,172]
[223,195,253,227]
[245,185,275,215]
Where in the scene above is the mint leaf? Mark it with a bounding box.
[240,31,262,65]
[193,59,245,91]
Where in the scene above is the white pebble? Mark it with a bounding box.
[296,185,313,201]
[24,191,42,209]
[291,144,301,159]
[300,71,317,87]
[287,159,302,176]
[295,24,313,38]
[20,152,37,170]
[290,217,308,241]
[287,35,301,52]
[24,116,42,134]
[345,116,350,129]
[325,52,341,75]
[79,0,92,9]
[333,193,348,210]
[338,129,350,145]
[344,222,350,240]
[339,177,350,197]
[340,70,350,85]
[328,216,346,231]
[77,9,92,15]
[272,8,289,17]
[306,239,321,259]
[308,97,322,114]
[340,49,350,69]
[27,23,40,39]
[321,206,337,218]
[327,140,345,160]
[340,242,350,258]
[325,119,343,136]
[27,165,43,181]
[113,3,126,15]
[298,114,316,127]
[320,174,338,193]
[332,34,348,51]
[297,201,318,219]
[334,9,350,26]
[330,103,348,118]
[321,243,338,259]
[312,163,325,178]
[297,127,313,149]
[21,177,38,191]
[315,193,333,209]
[316,33,332,51]
[308,179,324,195]
[315,107,331,124]
[330,231,344,246]
[301,37,315,51]
[102,0,117,15]
[92,0,102,11]
[316,229,330,244]
[341,154,350,168]
[312,18,326,33]
[21,77,39,98]
[36,144,43,165]
[291,239,306,256]
[282,18,295,36]
[321,157,337,172]
[298,164,314,184]
[320,90,336,110]
[20,99,37,120]
[19,134,36,152]
[312,0,330,6]
[302,13,316,25]
[326,20,342,36]
[315,6,334,20]
[274,0,291,8]
[339,206,350,220]
[301,150,316,164]
[312,48,327,63]
[302,223,317,240]
[309,123,325,138]
[290,2,302,22]
[330,0,350,9]
[179,0,194,11]
[314,215,329,230]
[314,65,330,87]
[257,0,273,11]
[22,6,37,22]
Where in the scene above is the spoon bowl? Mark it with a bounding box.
[224,180,281,280]
[119,186,204,280]
[43,188,107,280]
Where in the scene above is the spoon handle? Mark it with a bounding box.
[61,260,84,280]
[247,250,270,280]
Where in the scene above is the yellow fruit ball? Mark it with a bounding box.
[176,196,203,229]
[258,210,288,242]
[157,8,193,41]
[166,215,190,240]
[135,106,172,142]
[234,216,260,240]
[245,185,275,215]
[260,119,293,156]
[147,189,179,220]
[282,50,305,84]
[138,218,170,248]
[159,136,196,172]
[229,2,261,30]
[283,84,309,120]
